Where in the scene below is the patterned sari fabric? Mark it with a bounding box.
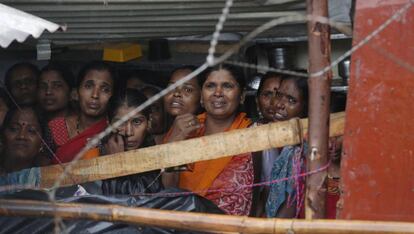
[178,112,254,216]
[50,118,108,164]
[265,144,307,218]
[265,140,340,219]
[48,117,71,147]
[202,153,253,216]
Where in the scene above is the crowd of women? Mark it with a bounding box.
[0,60,344,219]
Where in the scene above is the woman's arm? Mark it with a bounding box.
[162,113,201,188]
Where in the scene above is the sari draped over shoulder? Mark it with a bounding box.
[265,139,340,219]
[265,144,307,218]
[51,118,107,164]
[179,112,254,216]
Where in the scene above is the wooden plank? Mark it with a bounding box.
[40,112,345,188]
[1,198,413,234]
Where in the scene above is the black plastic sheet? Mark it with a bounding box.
[0,188,223,234]
[102,170,164,195]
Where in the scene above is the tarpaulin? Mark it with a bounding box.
[0,188,223,234]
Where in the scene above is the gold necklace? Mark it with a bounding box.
[76,116,82,134]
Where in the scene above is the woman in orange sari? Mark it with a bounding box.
[168,64,254,216]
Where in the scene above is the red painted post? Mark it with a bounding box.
[339,0,414,221]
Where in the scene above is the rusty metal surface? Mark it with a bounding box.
[339,0,414,221]
[305,0,332,219]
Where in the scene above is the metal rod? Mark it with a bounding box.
[305,0,332,219]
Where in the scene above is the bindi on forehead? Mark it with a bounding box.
[10,119,39,129]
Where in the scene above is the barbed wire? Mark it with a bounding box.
[224,60,309,77]
[0,1,412,232]
[225,1,414,79]
[207,0,233,66]
[0,0,411,196]
[310,0,413,77]
[51,1,413,197]
[49,14,310,195]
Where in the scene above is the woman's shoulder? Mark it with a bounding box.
[47,116,73,146]
[48,114,77,132]
[236,112,253,128]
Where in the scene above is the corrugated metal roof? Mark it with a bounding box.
[0,3,65,48]
[2,0,311,45]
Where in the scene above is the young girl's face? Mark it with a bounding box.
[111,105,148,151]
[274,79,305,121]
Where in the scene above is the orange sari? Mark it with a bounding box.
[179,112,254,215]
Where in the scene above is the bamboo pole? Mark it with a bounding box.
[306,0,332,219]
[40,112,345,189]
[0,199,413,234]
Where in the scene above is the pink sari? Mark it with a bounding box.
[49,118,107,164]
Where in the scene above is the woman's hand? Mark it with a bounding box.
[105,133,125,155]
[167,113,201,142]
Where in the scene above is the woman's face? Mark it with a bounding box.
[78,70,113,118]
[164,69,201,116]
[257,76,282,122]
[111,105,148,151]
[274,79,305,121]
[9,66,38,105]
[201,69,243,120]
[37,70,70,113]
[4,108,42,162]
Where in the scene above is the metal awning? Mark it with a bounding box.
[0,3,65,48]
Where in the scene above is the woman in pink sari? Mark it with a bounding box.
[47,61,115,164]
